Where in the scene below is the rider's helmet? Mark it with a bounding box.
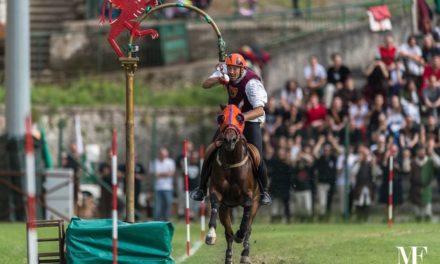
[225,53,247,68]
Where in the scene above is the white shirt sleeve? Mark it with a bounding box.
[245,79,268,123]
[245,79,267,108]
[208,63,227,79]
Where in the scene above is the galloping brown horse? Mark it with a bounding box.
[205,105,261,264]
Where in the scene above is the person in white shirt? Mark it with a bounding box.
[149,147,175,221]
[190,53,272,205]
[304,55,327,96]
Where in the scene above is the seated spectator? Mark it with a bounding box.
[421,114,440,146]
[280,79,303,111]
[421,54,440,92]
[388,57,406,97]
[304,55,327,97]
[367,94,386,142]
[421,34,440,63]
[372,112,390,141]
[277,105,303,139]
[399,35,424,84]
[264,96,283,136]
[399,116,420,152]
[327,96,348,142]
[387,95,406,145]
[304,94,327,139]
[324,53,351,108]
[423,75,440,118]
[334,76,357,108]
[364,57,389,103]
[376,35,399,70]
[349,93,369,145]
[400,79,422,124]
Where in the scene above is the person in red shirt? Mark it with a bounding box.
[377,35,398,70]
[305,94,327,138]
[421,54,440,93]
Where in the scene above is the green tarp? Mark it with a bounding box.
[66,217,175,264]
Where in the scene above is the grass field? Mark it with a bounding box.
[1,221,439,264]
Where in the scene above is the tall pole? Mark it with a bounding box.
[6,0,31,137]
[120,57,138,223]
[411,0,418,35]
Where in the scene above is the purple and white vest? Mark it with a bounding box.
[226,69,261,113]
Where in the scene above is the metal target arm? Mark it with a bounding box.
[128,3,227,62]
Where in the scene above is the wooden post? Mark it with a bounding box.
[120,57,139,223]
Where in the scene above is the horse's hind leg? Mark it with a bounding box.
[240,227,252,264]
[219,205,234,264]
[206,194,220,245]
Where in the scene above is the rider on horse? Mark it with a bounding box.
[190,53,272,205]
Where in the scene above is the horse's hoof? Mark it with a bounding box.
[225,257,233,264]
[240,256,252,264]
[205,235,216,245]
[234,231,244,243]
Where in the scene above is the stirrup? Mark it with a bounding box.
[190,188,205,201]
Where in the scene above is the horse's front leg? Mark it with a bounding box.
[240,227,252,264]
[206,193,220,245]
[234,196,252,243]
[219,205,234,264]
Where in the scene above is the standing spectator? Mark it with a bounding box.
[423,75,440,118]
[118,157,146,219]
[280,79,303,111]
[387,95,406,145]
[364,57,389,103]
[336,145,358,217]
[324,53,351,108]
[62,143,81,213]
[399,35,424,85]
[98,148,113,218]
[292,145,315,221]
[379,144,404,213]
[421,34,440,63]
[409,144,440,221]
[349,93,369,145]
[377,35,399,70]
[304,55,327,97]
[351,146,376,221]
[313,135,341,220]
[150,147,176,221]
[327,96,348,142]
[268,147,294,223]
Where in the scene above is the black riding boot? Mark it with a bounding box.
[257,162,272,205]
[190,161,211,201]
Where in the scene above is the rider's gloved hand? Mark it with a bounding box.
[219,74,230,85]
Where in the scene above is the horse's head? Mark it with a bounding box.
[217,104,245,151]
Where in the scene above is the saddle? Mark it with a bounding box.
[204,140,260,173]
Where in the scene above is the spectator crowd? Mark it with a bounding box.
[264,32,440,223]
